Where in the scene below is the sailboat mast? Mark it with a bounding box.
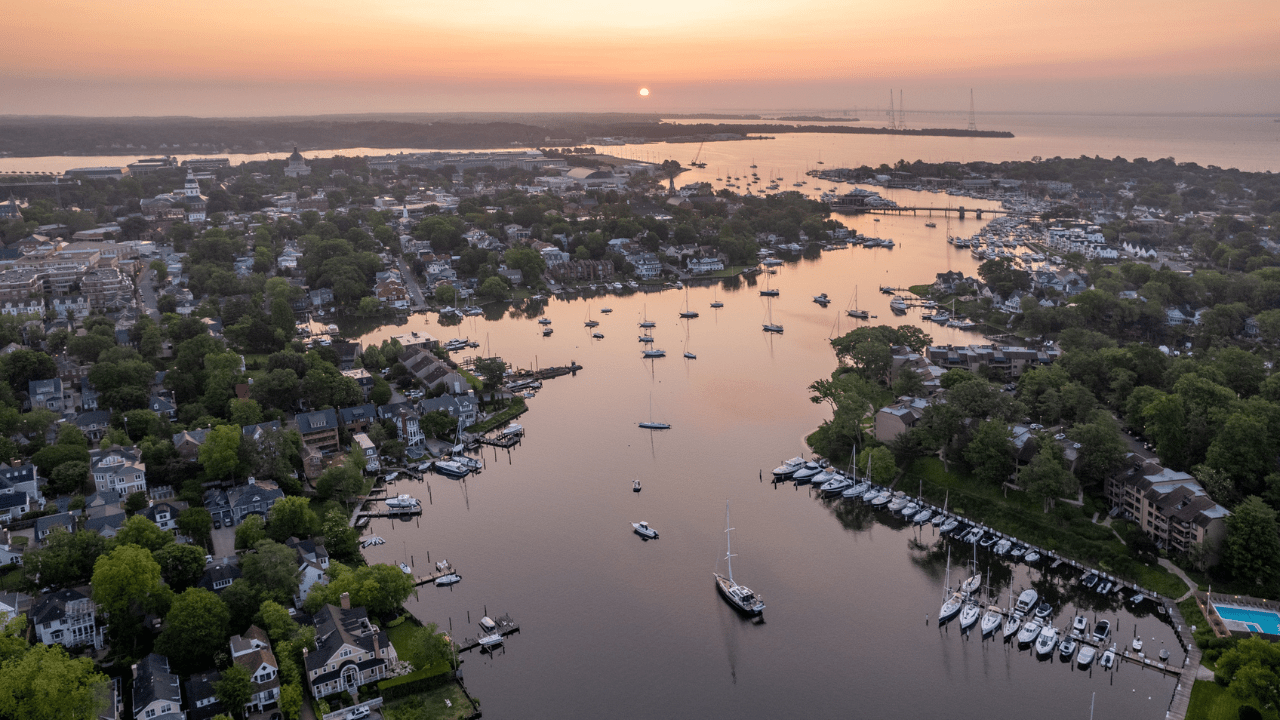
[725,503,734,583]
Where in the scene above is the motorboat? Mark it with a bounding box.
[1034,603,1053,619]
[772,457,806,479]
[638,421,671,430]
[385,494,420,508]
[642,349,667,358]
[1092,619,1111,644]
[1023,550,1040,563]
[1129,593,1146,605]
[477,632,503,648]
[1017,619,1042,645]
[813,293,830,306]
[479,616,497,633]
[593,332,604,339]
[452,455,482,470]
[1081,572,1099,589]
[600,308,612,313]
[939,592,964,622]
[1009,545,1025,558]
[992,539,1011,555]
[965,528,984,545]
[1100,644,1116,669]
[762,323,784,334]
[542,327,553,336]
[887,494,910,513]
[759,288,780,297]
[1072,615,1088,634]
[979,533,999,549]
[847,480,871,497]
[1097,580,1112,594]
[433,461,471,478]
[959,601,981,630]
[861,486,881,502]
[980,606,1003,636]
[939,518,959,534]
[632,521,659,540]
[1132,636,1143,652]
[538,318,552,325]
[714,503,765,615]
[398,562,413,574]
[633,480,641,493]
[1035,626,1059,657]
[1014,589,1039,615]
[900,502,919,518]
[684,352,697,359]
[912,508,933,524]
[870,491,892,507]
[710,301,724,308]
[792,461,823,483]
[889,297,908,313]
[1076,645,1096,667]
[1059,636,1077,659]
[819,475,853,495]
[435,573,461,586]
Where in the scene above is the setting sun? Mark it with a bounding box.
[639,88,649,96]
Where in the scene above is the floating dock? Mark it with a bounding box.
[453,614,520,653]
[411,561,460,587]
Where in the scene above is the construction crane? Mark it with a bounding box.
[690,142,707,168]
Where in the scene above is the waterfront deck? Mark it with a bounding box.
[453,614,520,653]
[411,560,460,587]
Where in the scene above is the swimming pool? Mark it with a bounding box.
[1214,605,1280,635]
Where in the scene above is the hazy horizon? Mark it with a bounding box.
[8,0,1279,117]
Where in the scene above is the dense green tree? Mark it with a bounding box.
[266,497,319,543]
[24,528,106,588]
[156,588,231,675]
[304,562,414,615]
[279,683,303,720]
[397,622,453,672]
[234,514,267,550]
[1224,496,1280,594]
[240,540,301,604]
[214,664,252,720]
[177,507,213,548]
[48,461,90,496]
[1020,443,1078,511]
[114,515,173,552]
[1068,413,1128,487]
[153,543,207,592]
[91,545,169,630]
[1206,413,1275,495]
[320,507,360,565]
[1215,636,1280,709]
[199,425,242,482]
[0,643,108,720]
[963,421,1014,484]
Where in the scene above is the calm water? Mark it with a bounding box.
[2,113,1277,174]
[353,196,1183,719]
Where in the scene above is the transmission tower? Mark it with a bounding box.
[898,90,905,130]
[967,89,977,132]
[888,90,896,130]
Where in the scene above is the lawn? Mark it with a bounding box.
[381,683,473,720]
[466,398,526,434]
[904,457,1187,598]
[1186,680,1276,720]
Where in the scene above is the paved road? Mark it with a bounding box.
[397,258,427,308]
[137,267,161,321]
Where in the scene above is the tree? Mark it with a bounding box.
[199,425,242,482]
[30,444,90,482]
[1206,413,1275,496]
[1020,443,1078,511]
[433,283,458,305]
[864,446,897,485]
[963,421,1014,484]
[1224,496,1280,594]
[369,377,392,406]
[114,515,174,552]
[320,507,360,565]
[214,664,252,720]
[227,399,263,427]
[1067,414,1127,488]
[91,545,168,633]
[279,683,303,720]
[234,514,267,550]
[177,507,213,548]
[304,562,414,615]
[254,600,300,645]
[472,357,507,390]
[0,643,108,720]
[398,622,453,671]
[266,496,319,543]
[1215,636,1280,709]
[155,588,231,675]
[240,540,301,604]
[314,456,364,503]
[150,259,168,284]
[48,461,90,496]
[24,529,105,588]
[153,543,207,592]
[478,276,509,301]
[124,491,149,516]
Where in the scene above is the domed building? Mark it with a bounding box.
[284,146,311,178]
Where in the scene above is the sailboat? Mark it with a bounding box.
[759,272,779,297]
[584,305,599,328]
[679,284,699,319]
[714,502,765,615]
[846,287,869,319]
[638,394,669,429]
[939,545,963,622]
[762,295,783,334]
[639,304,655,328]
[710,285,724,309]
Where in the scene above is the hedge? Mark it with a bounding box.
[377,662,453,700]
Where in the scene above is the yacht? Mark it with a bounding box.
[807,468,839,487]
[887,494,910,513]
[939,518,959,534]
[1035,626,1059,657]
[542,326,553,336]
[1073,615,1088,634]
[714,503,765,615]
[870,491,892,507]
[477,632,503,648]
[980,606,1003,636]
[889,297,908,313]
[819,474,853,495]
[600,307,612,313]
[642,349,667,358]
[861,486,881,502]
[684,351,696,359]
[813,293,830,306]
[1081,572,1099,589]
[1017,619,1042,645]
[432,461,470,478]
[632,521,659,540]
[1092,619,1111,644]
[1076,645,1097,667]
[792,461,823,483]
[1014,589,1039,615]
[772,457,806,479]
[479,616,497,633]
[399,562,413,574]
[1034,602,1053,619]
[435,573,461,586]
[901,502,919,518]
[912,508,933,524]
[1059,636,1078,659]
[959,601,981,630]
[385,494,420,509]
[844,481,872,499]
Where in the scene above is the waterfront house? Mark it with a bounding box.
[418,392,478,428]
[873,397,932,444]
[354,433,379,473]
[379,403,425,447]
[303,599,398,699]
[296,408,341,457]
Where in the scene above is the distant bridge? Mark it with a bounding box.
[830,204,1018,219]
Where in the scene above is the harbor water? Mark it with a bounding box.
[354,194,1184,719]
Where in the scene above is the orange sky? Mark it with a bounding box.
[5,0,1279,115]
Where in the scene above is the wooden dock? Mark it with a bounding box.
[453,614,520,653]
[477,434,521,448]
[412,561,459,587]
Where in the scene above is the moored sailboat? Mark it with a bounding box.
[714,503,765,615]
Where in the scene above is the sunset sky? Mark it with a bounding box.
[6,0,1279,116]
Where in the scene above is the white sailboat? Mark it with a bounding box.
[762,294,783,334]
[679,284,699,319]
[639,304,655,328]
[714,502,765,615]
[710,285,724,308]
[638,394,670,430]
[846,287,869,319]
